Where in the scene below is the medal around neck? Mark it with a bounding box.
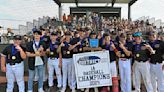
[79,48,82,51]
[67,51,70,54]
[121,54,125,57]
[136,54,140,57]
[35,51,40,55]
[50,52,54,55]
[12,56,16,60]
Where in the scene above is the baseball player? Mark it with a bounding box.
[101,33,120,92]
[83,31,102,92]
[147,31,164,92]
[46,32,62,91]
[1,35,26,92]
[59,31,80,92]
[132,32,153,92]
[117,33,133,92]
[26,30,46,92]
[71,29,90,92]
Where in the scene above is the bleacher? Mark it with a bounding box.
[137,16,164,29]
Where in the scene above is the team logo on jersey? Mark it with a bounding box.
[154,44,160,48]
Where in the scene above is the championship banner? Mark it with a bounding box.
[73,51,112,89]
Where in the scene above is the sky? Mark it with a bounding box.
[0,0,164,29]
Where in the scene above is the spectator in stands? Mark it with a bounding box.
[32,26,37,32]
[7,28,14,43]
[63,13,67,24]
[0,26,3,43]
[159,26,164,33]
[22,35,30,44]
[67,15,71,23]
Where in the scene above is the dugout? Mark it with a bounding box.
[53,0,138,20]
[70,7,121,18]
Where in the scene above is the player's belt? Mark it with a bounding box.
[7,61,22,66]
[151,62,162,64]
[135,60,147,63]
[120,58,128,61]
[50,57,57,60]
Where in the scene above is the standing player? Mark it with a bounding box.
[26,30,46,92]
[59,31,81,92]
[132,32,153,92]
[71,29,89,92]
[147,31,164,92]
[46,32,62,91]
[83,31,102,92]
[117,33,133,92]
[101,33,120,92]
[1,35,26,92]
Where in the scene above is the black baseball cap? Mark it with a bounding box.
[14,35,22,40]
[148,31,157,36]
[33,30,42,35]
[51,32,58,36]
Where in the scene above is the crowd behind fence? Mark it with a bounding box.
[0,14,164,44]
